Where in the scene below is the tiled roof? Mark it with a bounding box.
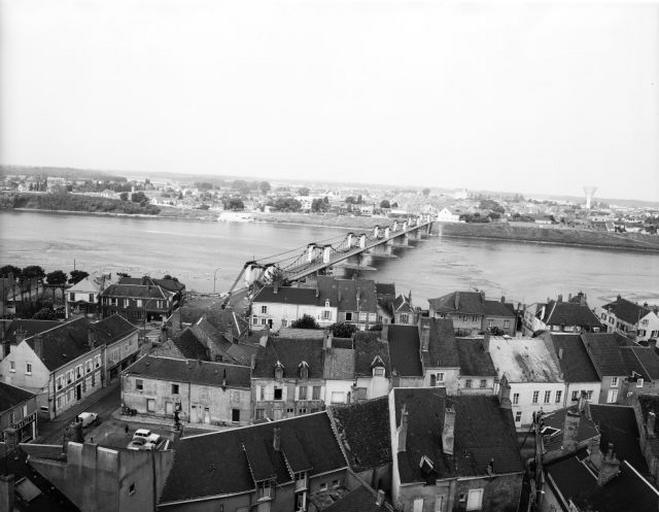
[393,388,523,484]
[89,314,137,346]
[428,291,485,316]
[546,451,659,512]
[393,295,413,313]
[25,317,93,371]
[387,326,422,377]
[422,318,459,368]
[375,283,396,297]
[488,337,563,383]
[455,339,497,376]
[126,355,250,388]
[159,412,347,503]
[118,276,185,292]
[323,485,389,512]
[3,319,60,344]
[582,333,639,377]
[483,300,516,318]
[603,297,653,325]
[323,348,355,380]
[541,406,599,453]
[354,331,390,377]
[99,283,169,299]
[541,300,602,329]
[316,277,378,314]
[174,329,210,360]
[0,382,35,413]
[253,337,324,379]
[225,342,262,367]
[254,286,323,306]
[331,397,392,472]
[546,333,599,382]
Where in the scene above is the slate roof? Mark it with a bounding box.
[89,314,137,346]
[331,397,392,472]
[225,342,262,367]
[375,283,396,298]
[393,295,413,313]
[638,395,659,439]
[354,331,390,377]
[483,300,516,318]
[455,339,497,377]
[603,297,654,325]
[126,355,251,388]
[25,317,93,371]
[393,388,523,484]
[546,450,659,512]
[324,348,356,380]
[174,329,210,360]
[205,307,248,340]
[541,406,599,453]
[118,276,185,292]
[0,382,35,413]
[254,286,323,306]
[488,337,563,383]
[316,277,378,313]
[428,291,485,316]
[546,333,599,382]
[582,333,650,378]
[159,412,347,503]
[422,318,459,368]
[3,319,60,345]
[540,300,602,329]
[99,283,172,300]
[253,337,324,379]
[323,485,389,512]
[387,325,422,377]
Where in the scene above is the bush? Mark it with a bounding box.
[331,322,357,338]
[291,315,320,329]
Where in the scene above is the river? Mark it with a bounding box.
[1,210,657,307]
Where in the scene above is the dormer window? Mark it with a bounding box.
[373,366,385,377]
[274,361,284,380]
[298,361,309,380]
[325,299,330,308]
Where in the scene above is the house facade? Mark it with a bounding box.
[317,276,379,330]
[99,283,176,322]
[596,296,659,344]
[419,318,460,393]
[90,314,140,382]
[66,273,117,318]
[428,291,516,336]
[250,285,337,331]
[522,293,602,335]
[0,382,38,443]
[121,355,252,426]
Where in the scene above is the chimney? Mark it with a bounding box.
[499,378,512,409]
[0,474,15,512]
[487,458,495,476]
[33,335,43,361]
[562,410,581,452]
[14,327,27,344]
[442,404,456,456]
[597,443,621,486]
[588,438,603,470]
[250,353,257,370]
[273,284,278,294]
[259,327,269,347]
[88,328,96,349]
[397,405,409,453]
[580,293,587,306]
[381,324,389,342]
[647,411,656,439]
[483,332,490,352]
[454,292,460,310]
[568,293,573,302]
[273,426,281,451]
[375,489,385,507]
[577,390,587,413]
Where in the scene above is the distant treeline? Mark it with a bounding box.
[0,192,161,215]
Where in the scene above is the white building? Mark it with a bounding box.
[251,285,338,331]
[489,336,566,430]
[436,207,461,223]
[596,296,659,344]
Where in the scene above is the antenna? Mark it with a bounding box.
[583,186,598,210]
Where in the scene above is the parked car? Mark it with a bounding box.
[127,437,147,451]
[76,412,100,428]
[128,429,161,450]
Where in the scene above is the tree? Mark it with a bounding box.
[259,181,271,195]
[131,191,149,205]
[119,192,129,201]
[331,322,357,338]
[46,270,68,303]
[21,265,45,305]
[33,306,58,320]
[0,265,21,278]
[298,187,310,196]
[291,314,320,329]
[226,198,245,210]
[311,198,329,213]
[379,200,391,209]
[69,270,89,284]
[422,188,431,196]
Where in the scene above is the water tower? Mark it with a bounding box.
[583,186,598,209]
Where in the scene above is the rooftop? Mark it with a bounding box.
[488,337,563,383]
[603,296,656,325]
[89,314,137,346]
[24,317,93,371]
[0,382,35,413]
[387,325,422,377]
[455,338,497,377]
[545,333,599,382]
[253,337,324,379]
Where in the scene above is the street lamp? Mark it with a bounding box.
[213,267,222,294]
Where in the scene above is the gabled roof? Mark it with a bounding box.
[603,297,654,325]
[392,294,413,313]
[483,299,516,318]
[488,337,563,383]
[422,318,459,368]
[118,275,185,292]
[2,319,60,345]
[354,331,390,377]
[428,291,485,316]
[393,388,523,484]
[582,333,642,378]
[323,348,355,380]
[546,333,599,382]
[24,317,93,371]
[0,382,35,413]
[541,406,599,453]
[174,328,210,360]
[99,283,171,300]
[455,339,497,377]
[323,484,390,512]
[316,277,378,314]
[253,286,324,306]
[89,314,137,346]
[125,355,251,388]
[159,412,347,504]
[387,326,422,377]
[375,283,396,298]
[252,337,324,379]
[540,300,602,329]
[331,397,392,472]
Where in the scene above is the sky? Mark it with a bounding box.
[1,0,658,201]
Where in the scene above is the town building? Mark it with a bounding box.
[66,272,117,318]
[389,387,524,512]
[0,382,38,443]
[436,207,460,222]
[596,296,659,344]
[317,276,379,330]
[392,293,416,325]
[1,319,60,359]
[386,325,424,387]
[0,317,105,419]
[523,293,602,335]
[99,282,177,322]
[375,282,397,325]
[121,355,252,426]
[488,337,565,429]
[90,314,140,382]
[353,331,391,401]
[157,412,349,512]
[323,335,356,406]
[428,291,516,336]
[250,285,337,331]
[418,318,460,393]
[455,337,499,396]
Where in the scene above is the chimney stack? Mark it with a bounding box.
[499,378,512,409]
[647,411,656,439]
[397,405,408,453]
[442,403,456,456]
[375,489,385,507]
[0,474,15,512]
[597,443,621,486]
[483,332,490,352]
[3,428,18,453]
[273,427,281,451]
[273,283,278,294]
[562,410,581,452]
[222,369,227,390]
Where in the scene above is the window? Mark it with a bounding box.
[286,408,294,414]
[586,390,593,400]
[437,372,445,382]
[281,319,287,327]
[466,489,484,511]
[504,320,510,328]
[86,361,92,373]
[532,391,539,404]
[298,386,307,400]
[261,318,267,325]
[258,386,264,401]
[76,365,83,379]
[323,310,331,320]
[400,313,409,324]
[70,292,75,301]
[136,379,143,391]
[572,391,578,401]
[637,378,644,388]
[479,379,487,388]
[331,392,345,404]
[345,312,353,321]
[298,407,308,414]
[312,386,321,400]
[611,377,619,388]
[413,498,424,512]
[88,293,95,302]
[255,409,265,420]
[147,399,156,412]
[129,483,136,496]
[258,481,272,500]
[9,361,15,372]
[274,387,283,400]
[465,379,472,389]
[373,367,385,377]
[57,377,63,390]
[67,370,73,384]
[331,480,339,488]
[555,390,562,404]
[25,363,32,375]
[320,483,328,491]
[171,384,179,394]
[607,389,618,403]
[232,409,240,422]
[94,355,101,368]
[253,317,258,325]
[515,411,522,423]
[261,305,267,314]
[544,390,551,404]
[359,312,368,322]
